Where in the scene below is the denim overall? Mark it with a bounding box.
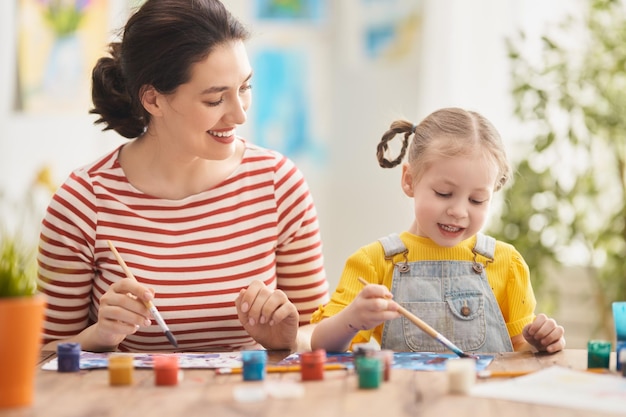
[379,233,513,353]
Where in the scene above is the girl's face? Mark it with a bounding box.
[149,40,252,161]
[401,150,498,247]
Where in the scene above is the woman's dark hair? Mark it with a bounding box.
[90,0,250,138]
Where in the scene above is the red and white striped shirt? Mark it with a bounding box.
[38,140,329,351]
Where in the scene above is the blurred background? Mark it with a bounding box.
[1,0,624,349]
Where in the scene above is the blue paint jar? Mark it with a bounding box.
[241,350,267,381]
[616,341,626,373]
[57,343,81,373]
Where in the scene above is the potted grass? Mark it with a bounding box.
[0,235,46,408]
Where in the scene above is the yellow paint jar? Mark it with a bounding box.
[108,354,134,386]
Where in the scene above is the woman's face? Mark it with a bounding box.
[150,40,253,161]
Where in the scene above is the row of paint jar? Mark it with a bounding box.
[56,343,180,386]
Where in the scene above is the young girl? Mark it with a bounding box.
[310,107,565,354]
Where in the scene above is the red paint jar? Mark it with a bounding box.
[153,355,179,386]
[300,349,326,381]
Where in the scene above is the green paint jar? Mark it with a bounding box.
[587,340,611,369]
[357,356,382,389]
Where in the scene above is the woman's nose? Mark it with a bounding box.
[226,95,248,125]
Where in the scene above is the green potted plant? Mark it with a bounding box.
[0,234,46,408]
[487,0,626,340]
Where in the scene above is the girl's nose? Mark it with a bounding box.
[446,201,467,219]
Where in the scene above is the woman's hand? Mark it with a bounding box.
[91,279,154,350]
[522,313,566,353]
[235,280,299,351]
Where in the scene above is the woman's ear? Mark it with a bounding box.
[140,85,162,117]
[401,163,414,197]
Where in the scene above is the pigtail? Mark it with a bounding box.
[376,120,414,168]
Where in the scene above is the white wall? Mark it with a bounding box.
[0,0,574,290]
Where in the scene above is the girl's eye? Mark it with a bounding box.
[435,191,450,198]
[240,84,252,93]
[470,198,488,205]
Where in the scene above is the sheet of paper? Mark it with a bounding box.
[278,352,494,371]
[471,366,626,414]
[42,351,242,371]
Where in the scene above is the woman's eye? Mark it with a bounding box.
[205,98,224,107]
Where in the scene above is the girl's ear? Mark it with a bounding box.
[401,163,415,197]
[140,85,163,117]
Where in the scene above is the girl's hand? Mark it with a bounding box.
[94,279,154,349]
[342,283,400,332]
[522,313,566,353]
[235,280,299,351]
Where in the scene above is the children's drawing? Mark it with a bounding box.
[278,352,495,371]
[42,351,243,371]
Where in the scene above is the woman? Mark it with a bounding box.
[38,0,329,353]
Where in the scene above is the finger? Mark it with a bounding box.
[240,282,272,325]
[265,299,298,326]
[110,279,154,304]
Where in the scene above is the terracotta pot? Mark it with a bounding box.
[0,294,46,408]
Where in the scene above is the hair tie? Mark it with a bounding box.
[411,124,417,134]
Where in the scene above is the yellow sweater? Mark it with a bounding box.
[311,232,536,346]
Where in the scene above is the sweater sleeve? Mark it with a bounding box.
[310,245,386,346]
[272,155,329,324]
[37,169,98,345]
[502,247,537,337]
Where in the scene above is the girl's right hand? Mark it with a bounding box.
[92,279,154,349]
[342,283,400,332]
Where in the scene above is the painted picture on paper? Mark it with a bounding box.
[251,47,326,164]
[16,0,109,113]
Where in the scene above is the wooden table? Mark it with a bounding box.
[0,349,621,417]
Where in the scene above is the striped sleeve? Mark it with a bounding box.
[38,167,101,345]
[272,154,329,324]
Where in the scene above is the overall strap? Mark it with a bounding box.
[378,233,407,257]
[473,233,496,260]
[471,233,495,274]
[378,233,410,273]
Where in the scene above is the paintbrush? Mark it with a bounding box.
[357,277,478,359]
[107,240,179,349]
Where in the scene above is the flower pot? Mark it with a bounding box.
[0,294,46,408]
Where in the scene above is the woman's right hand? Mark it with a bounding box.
[89,279,154,349]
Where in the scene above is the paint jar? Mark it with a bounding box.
[154,355,179,386]
[587,340,611,369]
[613,302,626,341]
[618,345,626,376]
[108,354,134,386]
[300,349,326,381]
[57,342,81,373]
[357,356,382,389]
[446,358,476,395]
[375,349,394,382]
[615,341,626,372]
[241,350,267,381]
[352,343,377,372]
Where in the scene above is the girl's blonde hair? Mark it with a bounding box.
[376,107,511,191]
